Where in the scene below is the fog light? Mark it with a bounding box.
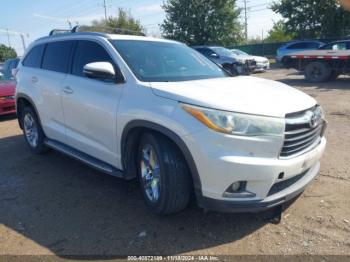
[231,182,242,192]
[223,181,255,199]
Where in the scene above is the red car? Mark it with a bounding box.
[0,80,16,116]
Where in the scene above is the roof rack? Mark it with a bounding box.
[49,29,71,36]
[49,25,146,37]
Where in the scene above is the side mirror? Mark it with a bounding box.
[210,53,219,59]
[83,62,116,81]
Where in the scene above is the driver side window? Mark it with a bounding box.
[72,40,114,77]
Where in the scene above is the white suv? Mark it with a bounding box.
[15,31,327,215]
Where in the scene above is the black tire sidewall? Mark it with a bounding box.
[137,133,168,213]
[305,62,331,83]
[22,107,47,154]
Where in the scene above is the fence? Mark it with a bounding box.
[229,38,346,58]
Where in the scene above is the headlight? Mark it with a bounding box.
[182,104,285,136]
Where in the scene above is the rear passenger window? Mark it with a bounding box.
[288,43,307,49]
[306,42,321,49]
[72,40,113,77]
[23,45,45,68]
[42,41,73,73]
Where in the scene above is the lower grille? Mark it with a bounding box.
[281,107,325,158]
[268,169,309,197]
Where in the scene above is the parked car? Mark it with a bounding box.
[193,46,257,75]
[0,79,16,116]
[230,49,270,72]
[276,41,324,63]
[15,30,326,215]
[319,40,350,50]
[1,58,20,80]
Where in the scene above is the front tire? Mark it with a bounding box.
[22,107,48,154]
[137,133,191,215]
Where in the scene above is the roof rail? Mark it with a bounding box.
[49,25,146,37]
[49,29,71,36]
[48,25,147,38]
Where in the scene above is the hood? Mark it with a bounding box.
[0,81,16,96]
[150,77,316,118]
[232,54,268,63]
[251,56,269,63]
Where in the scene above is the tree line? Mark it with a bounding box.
[2,0,350,61]
[89,0,350,46]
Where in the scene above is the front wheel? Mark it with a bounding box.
[137,133,191,215]
[22,107,48,154]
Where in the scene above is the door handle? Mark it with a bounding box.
[31,76,38,83]
[63,86,74,94]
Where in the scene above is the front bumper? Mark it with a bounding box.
[197,162,320,213]
[182,127,326,213]
[0,99,16,116]
[255,62,270,71]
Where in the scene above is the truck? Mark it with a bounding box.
[282,49,350,82]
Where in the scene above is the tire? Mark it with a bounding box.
[304,62,332,83]
[328,71,340,81]
[21,107,48,154]
[137,132,191,215]
[281,57,288,66]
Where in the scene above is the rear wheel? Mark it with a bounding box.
[22,107,48,154]
[304,62,331,83]
[137,133,191,215]
[328,71,340,81]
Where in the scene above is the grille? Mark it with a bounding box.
[268,169,309,197]
[280,107,325,158]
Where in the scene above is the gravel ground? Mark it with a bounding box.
[0,67,349,257]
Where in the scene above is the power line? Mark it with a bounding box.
[249,8,270,13]
[248,2,273,8]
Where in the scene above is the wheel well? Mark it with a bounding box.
[16,97,33,129]
[121,125,199,198]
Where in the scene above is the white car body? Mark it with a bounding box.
[230,49,270,72]
[15,32,326,213]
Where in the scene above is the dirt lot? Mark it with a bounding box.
[0,68,349,257]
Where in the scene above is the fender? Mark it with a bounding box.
[16,93,43,130]
[121,120,203,198]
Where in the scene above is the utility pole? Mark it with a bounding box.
[20,34,27,51]
[103,0,108,20]
[6,28,11,48]
[243,0,249,41]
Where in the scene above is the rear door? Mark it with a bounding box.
[37,41,73,143]
[61,40,123,166]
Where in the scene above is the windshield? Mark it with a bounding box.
[111,40,227,82]
[231,49,249,56]
[211,47,234,57]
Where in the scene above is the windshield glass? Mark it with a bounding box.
[231,49,249,56]
[211,47,234,57]
[111,40,227,82]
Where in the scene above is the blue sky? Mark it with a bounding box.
[0,0,280,56]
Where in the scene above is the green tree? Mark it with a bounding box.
[86,8,144,35]
[265,20,296,43]
[272,0,350,39]
[0,44,17,62]
[161,0,243,46]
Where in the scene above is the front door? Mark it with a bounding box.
[62,40,123,166]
